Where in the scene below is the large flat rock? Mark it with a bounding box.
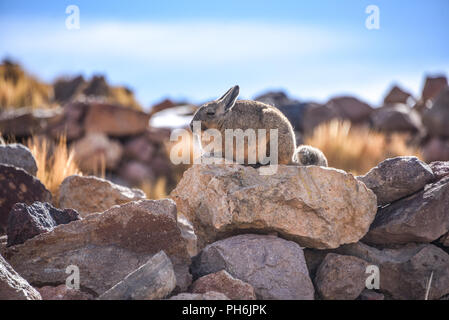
[171,164,377,249]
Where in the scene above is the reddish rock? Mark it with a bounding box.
[38,284,93,300]
[0,164,52,234]
[84,103,150,137]
[7,202,80,247]
[384,85,413,105]
[422,75,448,102]
[191,270,256,300]
[49,102,87,140]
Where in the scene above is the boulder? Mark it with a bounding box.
[0,164,52,233]
[191,270,256,300]
[169,291,229,300]
[191,234,314,300]
[0,254,41,300]
[429,161,449,181]
[335,242,449,300]
[314,253,369,300]
[363,176,449,245]
[3,199,192,296]
[371,104,423,133]
[0,107,63,137]
[38,284,93,300]
[7,202,80,246]
[325,96,373,124]
[71,132,123,172]
[254,91,298,109]
[171,164,377,249]
[422,137,449,162]
[421,75,448,102]
[383,85,413,105]
[357,156,434,206]
[58,175,146,217]
[99,251,176,300]
[84,103,150,136]
[423,88,449,137]
[0,143,37,175]
[49,102,87,140]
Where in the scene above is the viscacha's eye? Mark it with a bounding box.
[207,110,215,116]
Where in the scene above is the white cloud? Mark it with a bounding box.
[0,19,358,65]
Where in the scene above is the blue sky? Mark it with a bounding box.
[0,0,448,109]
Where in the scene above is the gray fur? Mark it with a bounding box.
[190,85,296,165]
[293,145,328,167]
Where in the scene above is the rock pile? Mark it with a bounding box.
[0,139,449,300]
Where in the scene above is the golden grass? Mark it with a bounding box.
[108,87,142,111]
[305,120,423,175]
[26,135,82,197]
[0,60,53,109]
[139,177,168,200]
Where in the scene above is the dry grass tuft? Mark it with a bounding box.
[139,177,168,200]
[305,120,423,175]
[26,135,82,197]
[0,60,53,109]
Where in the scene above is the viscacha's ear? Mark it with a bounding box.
[218,85,239,111]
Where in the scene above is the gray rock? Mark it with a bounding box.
[0,254,41,300]
[429,161,449,181]
[371,104,423,133]
[0,164,52,233]
[169,291,229,300]
[314,253,369,300]
[7,202,81,247]
[335,242,449,300]
[0,144,37,175]
[99,251,176,300]
[357,156,434,206]
[191,234,314,300]
[363,176,449,245]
